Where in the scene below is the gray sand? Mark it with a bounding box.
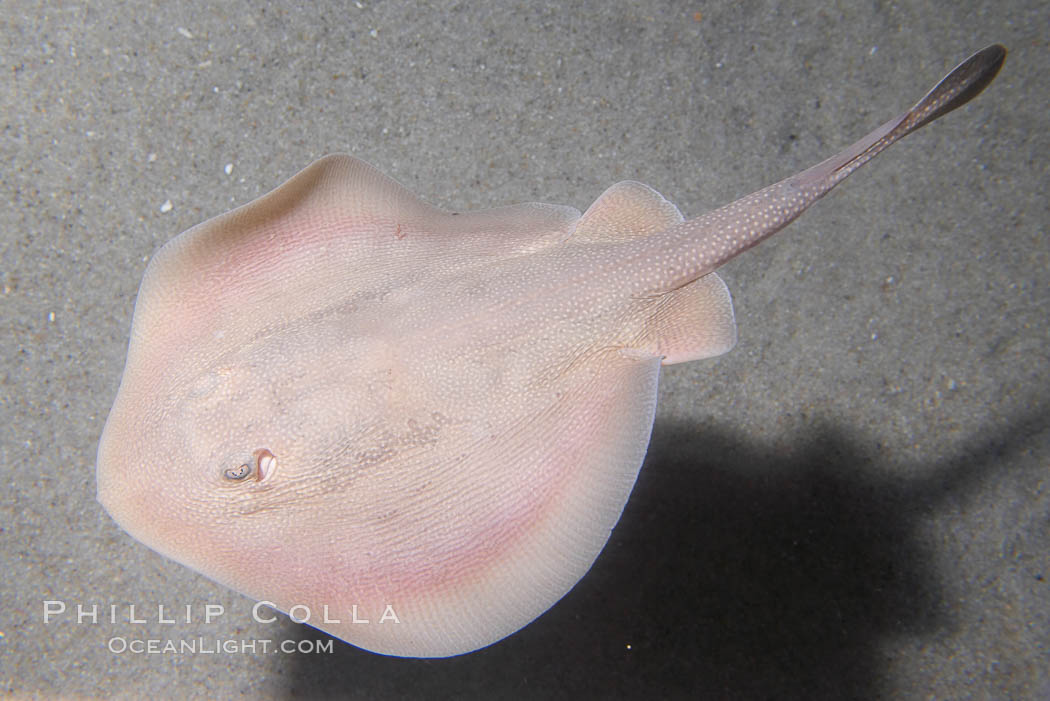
[3,1,1047,698]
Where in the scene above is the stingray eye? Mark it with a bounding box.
[220,449,277,483]
[223,461,253,481]
[255,448,277,481]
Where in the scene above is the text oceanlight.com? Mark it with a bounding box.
[107,637,334,655]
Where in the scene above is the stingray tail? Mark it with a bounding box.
[796,44,1007,191]
[643,45,1006,295]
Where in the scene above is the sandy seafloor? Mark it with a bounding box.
[3,1,1048,698]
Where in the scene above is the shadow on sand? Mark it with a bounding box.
[280,404,1048,699]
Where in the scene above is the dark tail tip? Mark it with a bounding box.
[906,44,1007,131]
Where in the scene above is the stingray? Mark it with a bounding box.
[97,46,1005,657]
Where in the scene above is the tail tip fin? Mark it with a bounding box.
[908,44,1007,131]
